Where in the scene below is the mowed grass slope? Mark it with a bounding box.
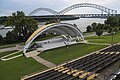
[0,50,18,58]
[39,43,106,64]
[85,32,120,44]
[0,42,24,49]
[1,32,120,80]
[0,52,47,80]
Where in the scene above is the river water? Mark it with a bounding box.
[62,18,105,32]
[0,18,105,37]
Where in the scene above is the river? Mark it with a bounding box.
[62,18,106,32]
[0,18,106,37]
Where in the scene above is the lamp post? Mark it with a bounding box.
[111,31,115,47]
[111,31,113,46]
[64,41,69,64]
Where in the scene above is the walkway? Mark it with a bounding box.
[0,47,17,53]
[84,32,109,37]
[32,56,56,68]
[0,45,22,53]
[0,51,23,61]
[86,42,111,45]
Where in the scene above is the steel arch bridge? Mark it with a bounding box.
[28,8,59,16]
[59,3,117,14]
[29,3,117,16]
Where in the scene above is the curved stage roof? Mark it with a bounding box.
[23,23,84,54]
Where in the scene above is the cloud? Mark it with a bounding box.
[63,0,116,5]
[0,0,120,15]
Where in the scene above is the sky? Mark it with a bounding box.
[0,0,120,16]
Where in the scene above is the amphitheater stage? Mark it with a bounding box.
[25,37,80,57]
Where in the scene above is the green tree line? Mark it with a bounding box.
[0,11,38,44]
[0,11,60,44]
[86,16,120,36]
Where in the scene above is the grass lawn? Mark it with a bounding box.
[0,53,47,80]
[2,51,22,59]
[0,50,18,58]
[0,45,16,49]
[83,32,94,36]
[1,32,120,80]
[85,32,120,44]
[39,43,107,64]
[0,42,24,49]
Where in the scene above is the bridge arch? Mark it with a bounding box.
[59,3,117,15]
[28,8,59,16]
[23,23,84,54]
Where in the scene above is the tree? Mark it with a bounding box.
[3,31,16,43]
[91,22,97,31]
[86,16,120,34]
[96,23,104,30]
[86,25,92,32]
[96,29,103,37]
[108,27,113,33]
[105,16,119,27]
[0,16,7,25]
[0,34,3,43]
[119,17,120,26]
[5,11,38,41]
[113,27,118,32]
[104,24,110,30]
[119,27,120,31]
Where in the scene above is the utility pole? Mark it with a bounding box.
[111,31,113,46]
[64,41,69,64]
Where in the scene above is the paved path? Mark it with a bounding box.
[0,50,23,61]
[0,47,17,52]
[84,32,109,37]
[32,56,56,68]
[86,42,111,45]
[0,45,23,53]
